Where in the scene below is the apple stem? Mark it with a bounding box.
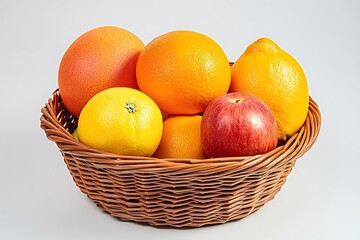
[235,99,241,103]
[125,101,137,113]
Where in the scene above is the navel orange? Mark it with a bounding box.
[136,30,231,115]
[153,115,206,159]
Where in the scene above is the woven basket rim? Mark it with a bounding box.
[40,89,321,173]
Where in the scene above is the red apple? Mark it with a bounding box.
[201,92,278,157]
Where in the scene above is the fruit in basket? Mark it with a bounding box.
[230,38,309,141]
[72,128,79,141]
[77,87,163,156]
[58,26,144,117]
[201,92,278,157]
[153,115,206,159]
[136,30,231,115]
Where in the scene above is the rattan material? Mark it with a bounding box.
[40,89,321,228]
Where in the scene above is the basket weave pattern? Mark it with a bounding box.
[40,89,321,228]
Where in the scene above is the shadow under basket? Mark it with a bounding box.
[40,89,321,228]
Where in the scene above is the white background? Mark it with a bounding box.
[1,0,359,239]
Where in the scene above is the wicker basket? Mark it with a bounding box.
[40,88,321,228]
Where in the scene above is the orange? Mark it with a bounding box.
[77,87,163,156]
[136,30,231,115]
[58,26,144,117]
[230,38,309,141]
[153,115,206,159]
